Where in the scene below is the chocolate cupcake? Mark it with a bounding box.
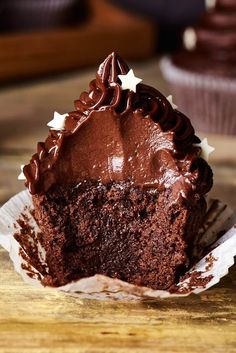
[20,53,213,290]
[161,0,236,135]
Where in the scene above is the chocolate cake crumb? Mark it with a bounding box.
[21,261,42,281]
[170,270,213,294]
[32,181,206,289]
[14,211,48,279]
[205,253,217,271]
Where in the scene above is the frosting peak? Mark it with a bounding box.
[98,52,129,84]
[23,53,213,197]
[75,52,131,114]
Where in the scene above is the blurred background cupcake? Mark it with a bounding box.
[161,0,236,135]
[2,0,88,32]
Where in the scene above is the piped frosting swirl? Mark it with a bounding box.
[23,53,213,197]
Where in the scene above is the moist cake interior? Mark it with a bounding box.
[33,181,205,289]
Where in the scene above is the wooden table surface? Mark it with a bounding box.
[0,60,236,353]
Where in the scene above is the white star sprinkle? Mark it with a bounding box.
[205,0,216,10]
[167,95,178,110]
[18,165,26,181]
[118,69,142,93]
[47,111,68,130]
[183,27,197,51]
[194,138,215,161]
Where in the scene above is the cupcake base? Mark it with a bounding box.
[31,181,205,290]
[0,190,236,300]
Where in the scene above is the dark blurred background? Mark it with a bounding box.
[0,0,207,84]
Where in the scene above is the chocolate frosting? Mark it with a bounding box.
[23,53,213,199]
[174,0,236,77]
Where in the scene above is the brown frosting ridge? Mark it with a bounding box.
[23,53,213,198]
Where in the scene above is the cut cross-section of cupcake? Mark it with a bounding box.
[22,52,213,289]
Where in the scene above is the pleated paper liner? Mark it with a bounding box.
[160,57,236,135]
[0,190,236,301]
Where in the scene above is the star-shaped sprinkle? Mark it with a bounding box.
[167,95,178,110]
[206,0,216,10]
[118,69,142,93]
[47,111,68,130]
[18,165,26,181]
[183,27,197,51]
[194,138,215,161]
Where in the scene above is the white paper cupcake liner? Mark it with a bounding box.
[0,190,236,301]
[160,57,236,135]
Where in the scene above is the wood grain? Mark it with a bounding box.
[0,61,236,353]
[1,247,236,353]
